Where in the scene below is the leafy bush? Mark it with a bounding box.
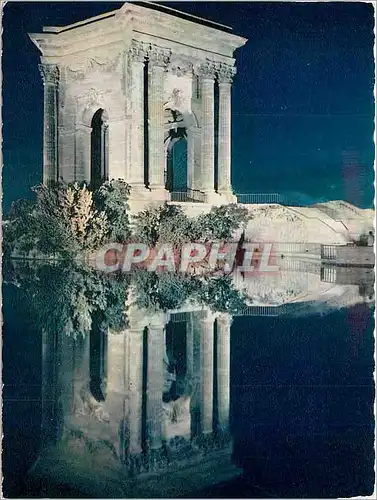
[197,204,250,241]
[133,203,201,247]
[94,180,131,243]
[134,202,250,247]
[4,179,131,259]
[130,268,247,314]
[4,260,130,338]
[131,269,200,311]
[196,275,248,313]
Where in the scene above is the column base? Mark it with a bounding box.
[218,191,238,204]
[204,191,237,206]
[149,186,171,203]
[128,185,153,214]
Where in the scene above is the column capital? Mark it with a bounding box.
[39,63,59,86]
[148,312,168,329]
[129,40,147,63]
[196,60,217,80]
[217,312,233,327]
[148,44,171,68]
[199,311,217,326]
[217,63,236,84]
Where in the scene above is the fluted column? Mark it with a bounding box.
[217,313,232,430]
[127,326,144,453]
[75,124,91,183]
[146,313,166,449]
[200,312,215,434]
[129,41,146,188]
[186,312,194,379]
[217,64,236,194]
[148,46,170,193]
[39,63,59,186]
[198,62,216,195]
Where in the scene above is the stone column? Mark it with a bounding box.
[127,326,144,454]
[186,313,194,379]
[217,313,232,430]
[200,312,215,434]
[148,46,170,198]
[75,123,92,183]
[39,63,59,186]
[146,313,166,449]
[186,128,199,194]
[128,41,146,189]
[41,328,60,444]
[217,64,236,196]
[198,62,216,198]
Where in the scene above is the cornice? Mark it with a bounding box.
[29,2,247,60]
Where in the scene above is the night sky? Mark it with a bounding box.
[2,1,375,210]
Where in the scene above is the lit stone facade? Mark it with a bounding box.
[29,2,247,209]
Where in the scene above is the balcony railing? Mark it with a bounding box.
[170,188,207,203]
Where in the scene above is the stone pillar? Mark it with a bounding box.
[128,41,146,189]
[41,328,60,443]
[127,326,144,454]
[186,313,194,379]
[146,313,166,449]
[200,312,215,434]
[75,123,92,183]
[39,63,59,186]
[217,64,236,198]
[217,313,232,430]
[148,46,170,199]
[198,62,216,198]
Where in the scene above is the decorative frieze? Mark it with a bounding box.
[65,53,122,80]
[168,58,193,77]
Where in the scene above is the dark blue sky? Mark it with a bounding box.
[2,1,375,209]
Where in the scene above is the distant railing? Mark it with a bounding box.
[170,310,207,323]
[236,305,286,317]
[321,266,337,283]
[170,306,286,320]
[321,245,337,260]
[235,193,312,207]
[236,193,281,204]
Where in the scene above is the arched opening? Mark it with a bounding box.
[164,109,187,193]
[89,320,108,402]
[90,109,109,190]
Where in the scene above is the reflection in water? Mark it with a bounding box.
[2,261,375,498]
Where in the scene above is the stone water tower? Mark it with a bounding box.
[29,2,247,210]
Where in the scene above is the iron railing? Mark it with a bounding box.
[321,245,337,260]
[321,266,337,283]
[236,193,281,204]
[170,188,207,203]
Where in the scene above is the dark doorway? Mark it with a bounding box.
[166,136,187,192]
[90,109,109,190]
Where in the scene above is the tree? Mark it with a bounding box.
[197,204,250,241]
[4,179,132,259]
[94,179,131,243]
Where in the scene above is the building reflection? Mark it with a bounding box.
[37,302,236,494]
